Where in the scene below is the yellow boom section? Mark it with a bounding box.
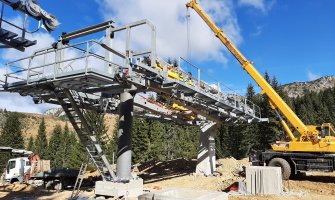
[186,0,311,141]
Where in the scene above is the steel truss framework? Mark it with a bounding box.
[1,19,265,182]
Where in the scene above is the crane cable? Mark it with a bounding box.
[186,7,191,61]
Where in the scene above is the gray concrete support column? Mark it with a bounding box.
[116,91,134,181]
[196,121,216,176]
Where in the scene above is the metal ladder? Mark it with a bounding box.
[71,163,88,199]
[53,88,116,181]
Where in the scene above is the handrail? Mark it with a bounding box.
[3,19,262,122]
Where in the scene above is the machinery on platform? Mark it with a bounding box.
[186,0,335,179]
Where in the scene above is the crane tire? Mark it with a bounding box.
[268,157,291,180]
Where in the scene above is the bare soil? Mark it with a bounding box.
[0,182,94,199]
[138,157,335,200]
[1,157,335,199]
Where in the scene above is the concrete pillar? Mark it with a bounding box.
[116,92,134,181]
[196,121,216,176]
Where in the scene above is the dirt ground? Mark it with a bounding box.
[0,183,95,199]
[1,157,335,199]
[138,157,335,200]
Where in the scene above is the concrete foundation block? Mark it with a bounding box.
[246,166,282,195]
[95,178,143,198]
[139,188,228,200]
[196,122,216,176]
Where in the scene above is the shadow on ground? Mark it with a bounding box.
[137,158,197,184]
[291,173,335,183]
[0,184,53,200]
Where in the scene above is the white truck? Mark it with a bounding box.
[4,157,31,183]
[1,147,81,190]
[0,147,33,184]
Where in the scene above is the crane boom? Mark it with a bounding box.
[187,0,335,153]
[186,0,310,141]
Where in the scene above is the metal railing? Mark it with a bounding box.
[4,40,121,85]
[3,43,261,119]
[4,19,158,86]
[2,19,262,121]
[177,57,261,119]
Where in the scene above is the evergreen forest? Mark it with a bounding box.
[0,72,334,169]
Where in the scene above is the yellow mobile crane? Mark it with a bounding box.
[187,0,335,179]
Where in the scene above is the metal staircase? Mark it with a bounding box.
[53,88,116,181]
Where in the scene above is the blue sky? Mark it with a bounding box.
[44,0,335,90]
[0,0,334,113]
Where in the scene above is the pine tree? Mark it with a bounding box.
[173,59,178,68]
[85,110,109,146]
[66,132,85,168]
[147,120,166,161]
[246,83,256,101]
[176,125,198,159]
[167,57,172,64]
[27,136,34,151]
[0,112,24,168]
[163,123,178,160]
[132,118,150,163]
[0,112,24,148]
[60,123,70,168]
[271,76,280,91]
[48,124,63,168]
[34,118,48,157]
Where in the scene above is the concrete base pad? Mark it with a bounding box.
[246,166,282,195]
[139,188,228,200]
[95,179,143,198]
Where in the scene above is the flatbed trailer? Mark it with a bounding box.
[31,168,81,190]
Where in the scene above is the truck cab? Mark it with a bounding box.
[5,157,31,183]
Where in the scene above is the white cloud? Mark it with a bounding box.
[0,16,57,114]
[307,71,321,81]
[238,0,275,14]
[96,0,242,65]
[0,92,60,114]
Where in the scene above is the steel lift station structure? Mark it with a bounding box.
[1,19,264,198]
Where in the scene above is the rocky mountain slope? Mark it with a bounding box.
[282,76,335,98]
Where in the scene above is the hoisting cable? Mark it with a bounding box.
[186,7,191,61]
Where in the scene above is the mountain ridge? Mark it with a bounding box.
[282,75,335,98]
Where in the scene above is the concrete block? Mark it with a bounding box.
[139,188,228,200]
[246,166,282,195]
[238,181,246,194]
[95,178,143,198]
[196,122,216,176]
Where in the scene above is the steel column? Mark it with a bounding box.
[116,91,134,181]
